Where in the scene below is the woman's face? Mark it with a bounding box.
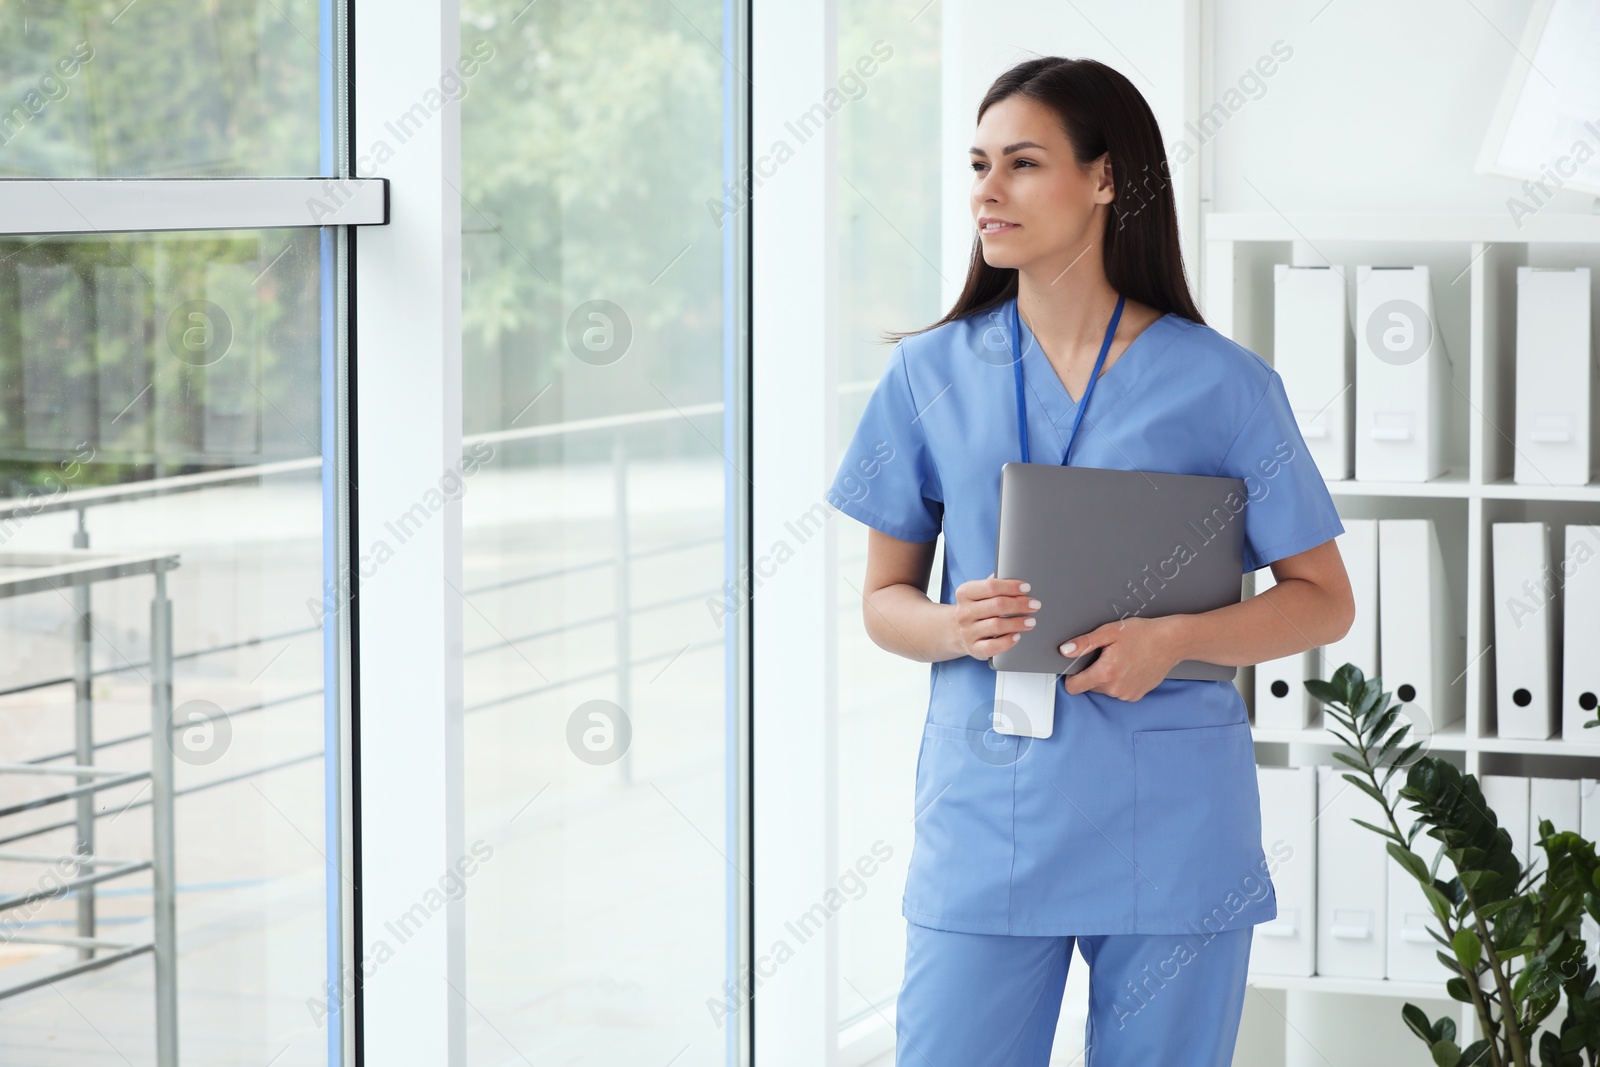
[969,94,1112,272]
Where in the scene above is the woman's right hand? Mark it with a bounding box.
[952,574,1041,660]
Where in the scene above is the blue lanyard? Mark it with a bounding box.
[1012,292,1125,465]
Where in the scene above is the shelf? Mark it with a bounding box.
[1247,971,1452,1000]
[1204,211,1600,245]
[1252,719,1470,751]
[1317,474,1600,502]
[1480,476,1600,502]
[1210,218,1600,771]
[1254,722,1600,757]
[1324,471,1471,499]
[1475,734,1600,756]
[1199,189,1600,1064]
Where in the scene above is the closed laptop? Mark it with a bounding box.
[989,462,1247,680]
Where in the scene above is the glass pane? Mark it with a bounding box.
[0,228,342,1065]
[0,2,324,177]
[833,2,943,1031]
[458,0,740,1063]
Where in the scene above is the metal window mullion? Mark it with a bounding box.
[350,0,465,1064]
[752,0,839,1062]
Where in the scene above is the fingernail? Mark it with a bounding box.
[1024,618,1035,627]
[1060,642,1076,653]
[1019,582,1030,592]
[1028,599,1040,609]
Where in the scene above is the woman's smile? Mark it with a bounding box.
[979,216,1021,235]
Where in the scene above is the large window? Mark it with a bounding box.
[457,0,746,1063]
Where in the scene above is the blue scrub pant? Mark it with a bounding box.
[894,921,1254,1067]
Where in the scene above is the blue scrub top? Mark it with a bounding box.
[827,295,1346,936]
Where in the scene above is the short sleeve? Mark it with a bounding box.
[826,342,944,542]
[1215,370,1346,573]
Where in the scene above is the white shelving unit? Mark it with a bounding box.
[1204,211,1600,1060]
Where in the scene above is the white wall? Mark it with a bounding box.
[1208,0,1594,216]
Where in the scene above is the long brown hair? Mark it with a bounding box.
[887,56,1204,343]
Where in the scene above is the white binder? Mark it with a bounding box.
[1274,264,1353,481]
[1318,518,1379,689]
[1378,519,1462,730]
[1527,776,1580,880]
[1315,764,1388,978]
[1481,774,1531,870]
[1385,776,1442,982]
[1582,780,1600,953]
[1492,522,1558,740]
[1515,267,1592,487]
[1355,265,1452,482]
[1563,526,1600,740]
[1253,568,1315,729]
[1251,766,1318,977]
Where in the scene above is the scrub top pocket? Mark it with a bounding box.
[905,722,1022,930]
[1131,720,1272,931]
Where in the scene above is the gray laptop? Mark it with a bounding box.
[989,463,1248,680]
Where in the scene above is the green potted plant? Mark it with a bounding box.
[1307,662,1600,1067]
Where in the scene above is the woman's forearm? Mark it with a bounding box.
[864,573,1352,671]
[1165,576,1353,668]
[862,584,969,663]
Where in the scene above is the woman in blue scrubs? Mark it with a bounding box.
[827,57,1356,1066]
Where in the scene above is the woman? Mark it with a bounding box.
[827,57,1355,1065]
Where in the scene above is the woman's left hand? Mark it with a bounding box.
[1058,616,1183,701]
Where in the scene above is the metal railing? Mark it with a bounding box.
[0,548,179,1067]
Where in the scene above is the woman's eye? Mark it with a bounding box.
[970,159,1035,172]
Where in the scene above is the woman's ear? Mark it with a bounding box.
[1092,153,1116,202]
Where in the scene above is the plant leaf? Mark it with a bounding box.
[1341,774,1390,811]
[1422,883,1456,917]
[1387,842,1430,882]
[1330,750,1368,771]
[1304,678,1343,706]
[1326,727,1365,754]
[1452,928,1481,971]
[1391,741,1425,769]
[1401,1002,1434,1044]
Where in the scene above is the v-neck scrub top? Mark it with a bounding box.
[828,296,1346,937]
